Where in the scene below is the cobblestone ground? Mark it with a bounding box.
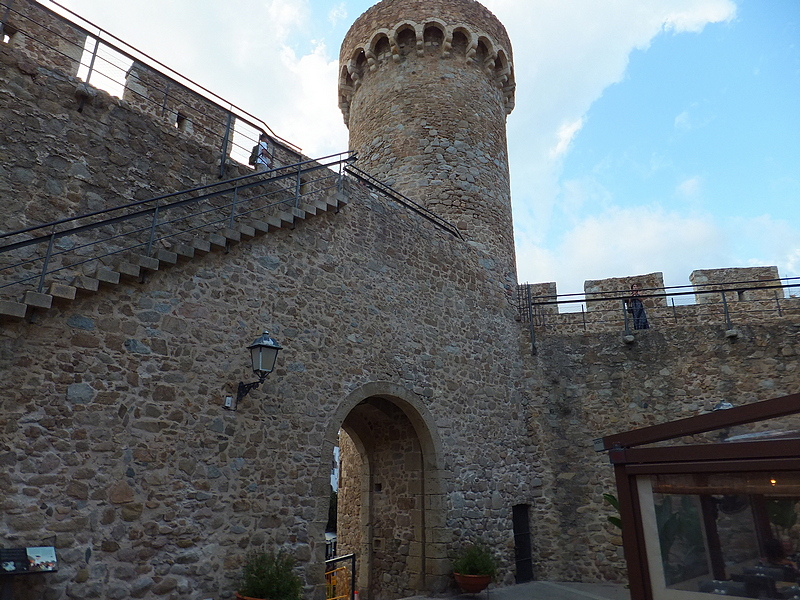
[401,580,631,600]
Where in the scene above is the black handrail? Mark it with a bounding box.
[345,164,464,240]
[0,152,355,294]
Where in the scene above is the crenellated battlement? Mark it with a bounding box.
[518,266,799,337]
[338,13,515,124]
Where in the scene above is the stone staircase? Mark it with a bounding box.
[0,181,348,321]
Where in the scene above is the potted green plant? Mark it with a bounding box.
[452,544,498,594]
[236,550,303,600]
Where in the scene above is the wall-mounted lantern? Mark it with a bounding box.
[223,331,282,411]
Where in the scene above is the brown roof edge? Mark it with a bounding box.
[597,392,800,452]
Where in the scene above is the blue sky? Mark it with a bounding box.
[56,0,800,295]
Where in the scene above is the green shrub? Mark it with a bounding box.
[452,544,498,578]
[238,550,302,600]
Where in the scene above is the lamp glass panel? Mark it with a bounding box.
[251,345,279,374]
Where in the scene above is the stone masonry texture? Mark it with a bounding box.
[1,2,800,600]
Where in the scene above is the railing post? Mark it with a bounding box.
[581,304,587,331]
[145,201,160,257]
[774,290,783,317]
[228,187,238,229]
[85,37,101,86]
[160,81,171,116]
[526,285,536,356]
[350,553,356,600]
[623,299,631,335]
[671,297,678,323]
[337,159,344,194]
[218,110,233,179]
[294,163,302,208]
[721,291,733,330]
[38,226,56,293]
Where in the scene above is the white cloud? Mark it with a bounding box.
[550,117,584,158]
[676,176,702,197]
[484,0,737,290]
[328,3,348,27]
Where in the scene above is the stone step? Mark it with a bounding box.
[192,238,211,254]
[73,275,100,293]
[24,290,52,309]
[135,254,160,271]
[117,261,141,279]
[48,282,77,301]
[221,228,241,243]
[250,220,270,234]
[154,248,178,265]
[96,267,121,285]
[300,203,318,217]
[174,243,195,259]
[238,224,256,238]
[207,233,227,249]
[0,300,27,319]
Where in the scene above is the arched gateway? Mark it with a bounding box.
[323,382,448,599]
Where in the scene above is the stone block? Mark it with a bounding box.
[192,238,211,253]
[23,290,52,308]
[207,233,227,248]
[222,228,241,243]
[48,282,77,300]
[95,267,120,284]
[0,300,27,318]
[136,254,160,271]
[154,248,178,265]
[117,262,140,278]
[72,275,99,292]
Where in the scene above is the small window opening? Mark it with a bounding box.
[1,24,18,45]
[175,112,187,130]
[374,482,382,492]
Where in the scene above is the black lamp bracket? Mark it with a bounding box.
[236,373,268,402]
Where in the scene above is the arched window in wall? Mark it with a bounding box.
[396,26,416,56]
[451,30,469,57]
[423,24,444,52]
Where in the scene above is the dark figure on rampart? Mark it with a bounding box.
[626,283,649,330]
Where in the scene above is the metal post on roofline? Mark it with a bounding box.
[218,111,233,179]
[38,226,56,294]
[294,164,301,208]
[623,299,631,336]
[721,290,733,330]
[85,37,100,85]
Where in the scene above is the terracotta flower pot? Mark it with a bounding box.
[236,593,271,600]
[454,573,491,594]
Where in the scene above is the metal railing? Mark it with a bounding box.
[0,152,355,300]
[325,553,356,600]
[0,0,299,177]
[345,165,463,240]
[517,278,800,349]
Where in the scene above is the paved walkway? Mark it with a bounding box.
[400,581,630,600]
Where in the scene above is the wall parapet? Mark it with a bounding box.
[0,0,301,173]
[517,267,799,336]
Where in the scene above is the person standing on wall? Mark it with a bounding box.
[255,132,272,172]
[626,283,650,330]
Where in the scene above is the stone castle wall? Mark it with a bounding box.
[3,2,800,600]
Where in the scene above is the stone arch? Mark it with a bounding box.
[393,23,417,58]
[367,30,392,69]
[322,382,448,599]
[475,35,497,73]
[422,21,445,54]
[450,27,471,58]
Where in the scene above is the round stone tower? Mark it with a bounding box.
[339,0,517,281]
